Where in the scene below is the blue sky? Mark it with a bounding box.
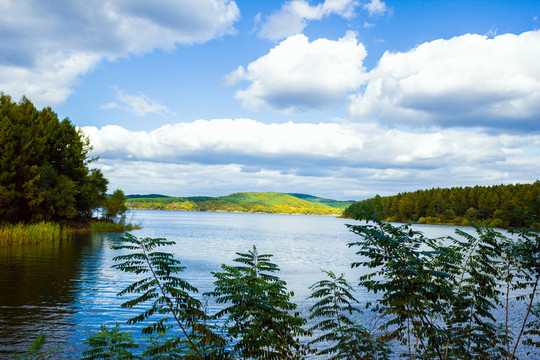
[1,0,539,199]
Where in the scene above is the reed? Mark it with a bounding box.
[0,222,71,245]
[88,221,141,232]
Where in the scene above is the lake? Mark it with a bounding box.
[0,210,532,358]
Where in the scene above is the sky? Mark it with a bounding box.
[1,0,539,200]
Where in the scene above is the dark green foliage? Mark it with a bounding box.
[110,233,224,359]
[308,270,390,359]
[82,324,138,360]
[209,246,309,359]
[523,304,540,357]
[343,181,540,228]
[104,189,128,222]
[347,204,540,359]
[348,218,454,359]
[78,210,539,359]
[510,214,540,359]
[0,93,108,224]
[11,332,58,360]
[85,237,310,359]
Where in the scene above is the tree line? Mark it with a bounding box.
[343,182,539,228]
[0,94,125,225]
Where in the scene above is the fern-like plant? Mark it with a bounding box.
[82,323,138,360]
[11,332,58,360]
[348,203,540,360]
[208,245,309,359]
[107,233,225,359]
[348,218,455,359]
[308,270,390,360]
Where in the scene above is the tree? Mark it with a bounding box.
[108,234,225,359]
[209,246,308,359]
[104,190,128,222]
[0,93,108,223]
[347,202,540,359]
[308,270,390,359]
[82,324,138,360]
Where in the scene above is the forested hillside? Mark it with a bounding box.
[286,193,354,209]
[127,192,351,215]
[343,182,539,228]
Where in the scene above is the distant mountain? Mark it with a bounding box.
[287,193,355,210]
[125,194,170,199]
[126,192,354,215]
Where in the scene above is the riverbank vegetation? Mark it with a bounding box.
[0,94,135,244]
[0,219,139,246]
[0,222,71,245]
[343,181,539,228]
[20,209,539,359]
[127,192,353,215]
[0,94,108,224]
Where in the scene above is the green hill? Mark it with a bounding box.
[287,193,355,209]
[126,192,350,215]
[343,181,539,228]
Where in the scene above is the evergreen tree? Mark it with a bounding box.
[0,93,108,223]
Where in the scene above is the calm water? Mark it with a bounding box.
[0,210,530,358]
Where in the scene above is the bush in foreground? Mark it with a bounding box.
[14,212,540,359]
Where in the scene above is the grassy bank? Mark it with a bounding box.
[0,221,141,246]
[0,222,71,245]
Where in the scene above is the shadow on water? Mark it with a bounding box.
[0,232,111,358]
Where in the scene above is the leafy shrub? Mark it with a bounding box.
[75,210,539,359]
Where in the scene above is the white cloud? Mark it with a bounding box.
[258,0,359,40]
[99,90,171,116]
[0,0,240,107]
[82,118,540,198]
[349,30,540,131]
[0,52,101,106]
[82,119,362,163]
[363,0,387,17]
[226,32,368,112]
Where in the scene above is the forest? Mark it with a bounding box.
[0,94,110,224]
[343,182,540,228]
[0,94,130,237]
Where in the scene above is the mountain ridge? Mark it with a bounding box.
[126,192,355,215]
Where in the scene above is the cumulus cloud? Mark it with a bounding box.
[258,0,359,40]
[349,30,540,132]
[363,0,387,17]
[0,0,240,106]
[99,90,171,116]
[82,118,540,198]
[82,119,362,166]
[226,31,368,112]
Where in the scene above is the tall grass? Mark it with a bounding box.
[88,221,141,232]
[0,222,71,246]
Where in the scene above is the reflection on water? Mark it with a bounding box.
[0,211,531,358]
